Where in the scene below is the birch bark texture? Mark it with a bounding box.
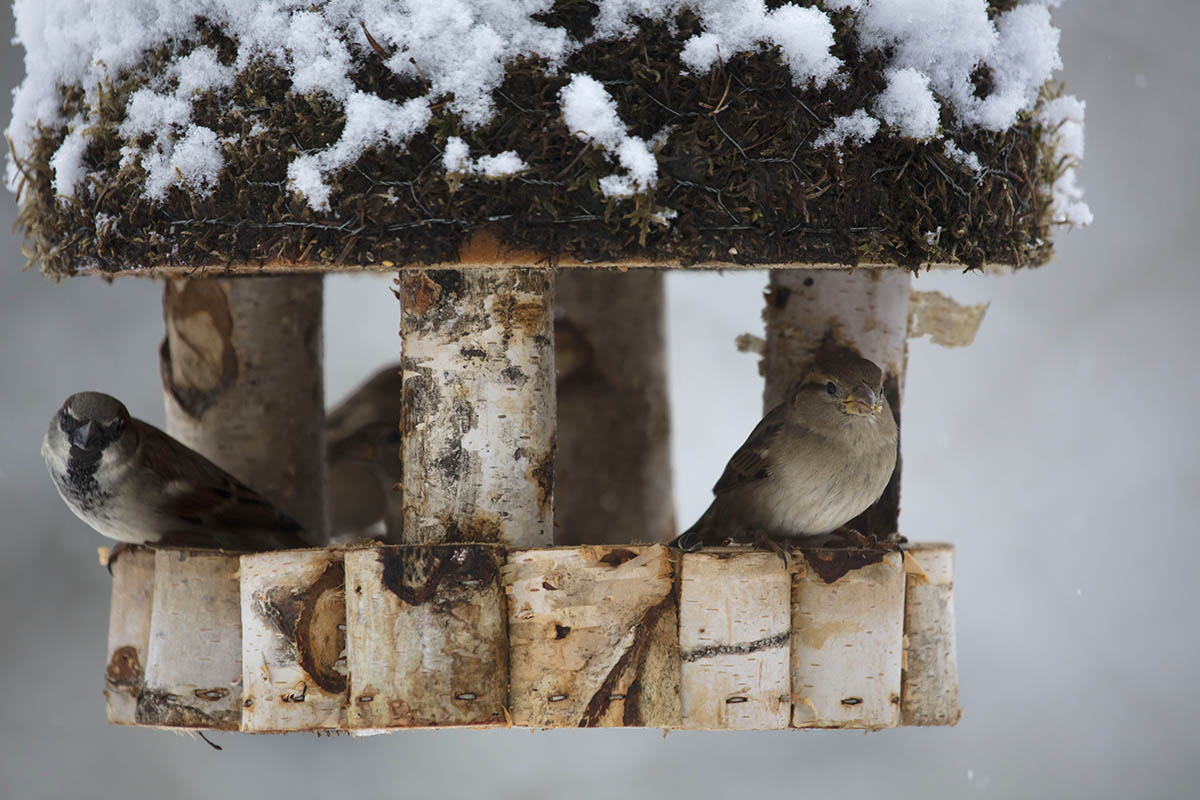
[554,270,674,545]
[137,549,242,729]
[240,549,348,732]
[345,545,508,729]
[105,547,155,725]
[901,543,961,725]
[400,269,554,548]
[791,548,905,729]
[761,269,911,536]
[505,545,680,728]
[679,549,792,729]
[161,276,328,543]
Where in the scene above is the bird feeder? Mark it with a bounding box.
[12,1,1086,733]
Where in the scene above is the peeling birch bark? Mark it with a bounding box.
[240,549,348,732]
[908,291,988,348]
[901,543,960,726]
[137,549,242,729]
[679,549,791,730]
[161,276,327,543]
[400,270,554,548]
[554,271,674,545]
[761,269,911,536]
[105,547,155,725]
[505,545,679,728]
[345,545,507,729]
[790,548,905,729]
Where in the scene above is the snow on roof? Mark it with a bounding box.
[7,0,1087,225]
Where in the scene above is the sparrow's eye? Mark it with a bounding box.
[825,381,838,395]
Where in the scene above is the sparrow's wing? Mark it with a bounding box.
[135,421,308,550]
[712,404,787,495]
[326,365,403,443]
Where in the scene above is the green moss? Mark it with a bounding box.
[14,7,1063,278]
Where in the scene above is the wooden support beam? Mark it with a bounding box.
[240,549,348,732]
[505,545,680,728]
[790,548,905,729]
[761,269,911,536]
[161,275,328,543]
[344,545,508,729]
[400,269,554,548]
[679,549,792,730]
[137,549,242,729]
[901,543,961,725]
[554,270,674,545]
[104,547,155,725]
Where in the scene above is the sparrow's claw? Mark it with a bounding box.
[751,529,791,567]
[105,542,130,576]
[670,530,704,553]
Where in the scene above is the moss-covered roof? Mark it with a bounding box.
[9,2,1084,278]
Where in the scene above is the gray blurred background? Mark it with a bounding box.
[2,1,1197,797]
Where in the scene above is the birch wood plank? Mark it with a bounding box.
[162,276,328,543]
[240,549,348,732]
[105,547,155,725]
[791,548,905,729]
[679,549,791,730]
[137,549,242,729]
[554,271,674,545]
[345,545,507,729]
[901,543,961,726]
[505,545,679,728]
[400,269,554,548]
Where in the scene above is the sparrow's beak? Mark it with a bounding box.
[71,420,102,449]
[842,386,882,416]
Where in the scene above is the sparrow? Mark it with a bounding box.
[672,350,898,552]
[326,365,403,541]
[43,392,308,552]
[328,420,403,542]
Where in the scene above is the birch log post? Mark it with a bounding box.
[161,276,327,543]
[400,269,554,548]
[105,547,155,725]
[344,545,508,729]
[901,543,961,725]
[554,270,674,545]
[240,549,348,732]
[790,548,905,729]
[137,549,242,729]
[505,545,680,728]
[679,549,792,730]
[762,269,910,536]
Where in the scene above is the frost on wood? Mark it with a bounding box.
[505,545,680,728]
[345,546,508,729]
[138,549,242,729]
[105,547,155,726]
[400,269,554,548]
[791,549,905,730]
[901,543,961,726]
[162,276,328,543]
[555,270,674,546]
[679,549,791,730]
[240,549,348,732]
[762,269,910,536]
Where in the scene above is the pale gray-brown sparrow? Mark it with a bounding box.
[43,392,307,551]
[326,365,403,540]
[673,351,898,552]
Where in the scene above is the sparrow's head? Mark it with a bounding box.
[56,392,131,452]
[328,420,402,470]
[793,351,888,420]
